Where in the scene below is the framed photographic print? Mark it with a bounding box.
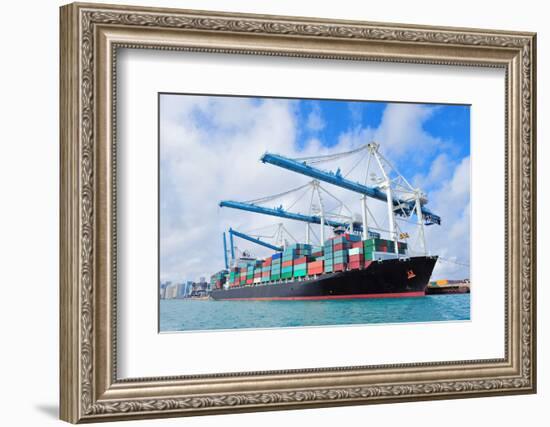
[60,2,537,423]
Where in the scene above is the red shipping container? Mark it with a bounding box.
[349,262,362,270]
[312,251,323,257]
[334,243,346,251]
[246,279,253,285]
[308,260,323,268]
[294,256,308,264]
[381,247,387,252]
[351,241,363,249]
[364,261,373,269]
[307,260,323,272]
[334,263,346,272]
[282,260,293,267]
[262,258,272,267]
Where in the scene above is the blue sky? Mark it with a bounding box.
[293,99,470,190]
[160,94,471,282]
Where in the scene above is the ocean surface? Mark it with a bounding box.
[159,294,470,332]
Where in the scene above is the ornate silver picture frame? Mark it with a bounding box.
[60,2,536,423]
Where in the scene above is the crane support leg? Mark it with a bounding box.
[223,232,229,269]
[361,195,368,240]
[415,195,427,255]
[229,229,235,263]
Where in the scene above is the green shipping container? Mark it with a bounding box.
[363,245,386,252]
[282,271,293,279]
[364,238,387,246]
[293,269,307,278]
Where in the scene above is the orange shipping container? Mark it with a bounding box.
[307,260,324,275]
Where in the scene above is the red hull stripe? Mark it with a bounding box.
[217,291,425,301]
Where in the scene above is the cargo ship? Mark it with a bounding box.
[210,235,438,300]
[208,142,441,301]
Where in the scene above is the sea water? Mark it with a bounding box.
[159,294,470,332]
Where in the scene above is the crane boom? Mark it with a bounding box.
[229,228,283,252]
[260,152,441,225]
[219,200,362,231]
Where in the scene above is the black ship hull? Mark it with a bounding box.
[211,256,438,301]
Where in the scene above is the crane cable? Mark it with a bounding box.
[244,181,312,205]
[437,257,470,267]
[293,143,370,164]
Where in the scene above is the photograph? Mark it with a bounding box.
[159,94,471,332]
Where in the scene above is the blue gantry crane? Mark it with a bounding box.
[223,227,284,267]
[220,142,440,259]
[229,228,283,252]
[260,151,441,225]
[219,200,361,231]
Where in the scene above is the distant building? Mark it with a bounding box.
[159,281,171,299]
[176,282,187,298]
[186,281,193,297]
[165,283,178,299]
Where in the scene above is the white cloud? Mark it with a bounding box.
[305,103,325,132]
[160,95,302,281]
[413,153,456,191]
[424,156,471,279]
[373,103,441,161]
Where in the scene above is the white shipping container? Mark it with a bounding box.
[348,247,363,256]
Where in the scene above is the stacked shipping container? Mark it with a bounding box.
[222,234,409,287]
[271,252,282,281]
